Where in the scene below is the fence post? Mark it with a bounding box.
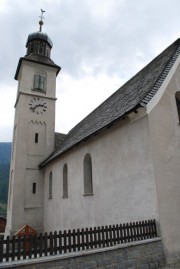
[44,232,48,256]
[5,236,10,262]
[11,236,16,261]
[77,228,81,251]
[68,230,72,253]
[0,236,3,262]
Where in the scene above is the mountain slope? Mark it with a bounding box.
[0,142,12,216]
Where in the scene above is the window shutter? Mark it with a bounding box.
[34,75,40,89]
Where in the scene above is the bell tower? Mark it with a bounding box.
[5,12,61,235]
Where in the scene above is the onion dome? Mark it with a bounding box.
[26,31,53,48]
[25,10,53,58]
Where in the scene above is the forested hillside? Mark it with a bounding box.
[0,142,11,217]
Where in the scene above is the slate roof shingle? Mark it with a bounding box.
[39,38,180,168]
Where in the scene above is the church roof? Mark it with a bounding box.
[39,38,180,168]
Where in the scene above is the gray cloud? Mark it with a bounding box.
[1,0,180,141]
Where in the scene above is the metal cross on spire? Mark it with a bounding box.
[39,9,45,32]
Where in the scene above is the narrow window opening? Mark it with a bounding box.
[32,182,36,194]
[35,133,38,143]
[49,171,52,199]
[84,153,93,195]
[63,164,68,198]
[39,46,43,55]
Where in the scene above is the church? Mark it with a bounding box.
[5,16,180,262]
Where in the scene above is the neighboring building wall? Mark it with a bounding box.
[148,61,180,261]
[0,217,6,233]
[43,113,159,232]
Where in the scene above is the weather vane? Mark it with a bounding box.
[39,9,45,32]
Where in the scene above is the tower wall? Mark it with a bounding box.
[5,51,59,235]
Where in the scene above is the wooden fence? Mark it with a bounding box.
[0,219,157,263]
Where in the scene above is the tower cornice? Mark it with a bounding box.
[15,57,61,80]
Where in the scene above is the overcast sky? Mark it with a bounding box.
[0,0,180,142]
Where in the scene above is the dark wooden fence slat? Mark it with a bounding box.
[119,224,123,243]
[39,233,43,257]
[132,222,136,242]
[85,228,89,250]
[49,232,53,255]
[122,224,126,243]
[58,231,62,254]
[153,219,157,237]
[64,230,67,253]
[102,226,105,247]
[93,227,97,248]
[11,236,16,261]
[148,220,152,237]
[17,236,21,260]
[68,230,72,253]
[28,235,33,258]
[129,223,133,242]
[77,229,81,251]
[72,229,76,252]
[97,226,101,248]
[127,223,130,242]
[53,231,57,255]
[5,236,10,261]
[105,225,109,247]
[44,233,48,256]
[81,228,85,251]
[89,227,93,249]
[23,235,27,260]
[109,225,113,246]
[34,235,38,258]
[139,221,143,240]
[112,225,116,245]
[115,224,119,244]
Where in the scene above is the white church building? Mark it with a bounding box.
[5,18,180,262]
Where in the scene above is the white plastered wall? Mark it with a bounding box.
[43,114,159,233]
[147,58,180,261]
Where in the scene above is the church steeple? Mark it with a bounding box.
[26,9,53,58]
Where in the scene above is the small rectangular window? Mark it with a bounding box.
[32,183,36,194]
[35,133,38,143]
[34,75,45,90]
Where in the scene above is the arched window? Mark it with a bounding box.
[33,70,46,91]
[49,171,52,199]
[63,164,68,198]
[84,153,93,195]
[175,91,180,123]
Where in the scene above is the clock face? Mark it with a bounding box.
[29,97,47,114]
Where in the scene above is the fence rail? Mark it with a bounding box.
[0,219,157,263]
